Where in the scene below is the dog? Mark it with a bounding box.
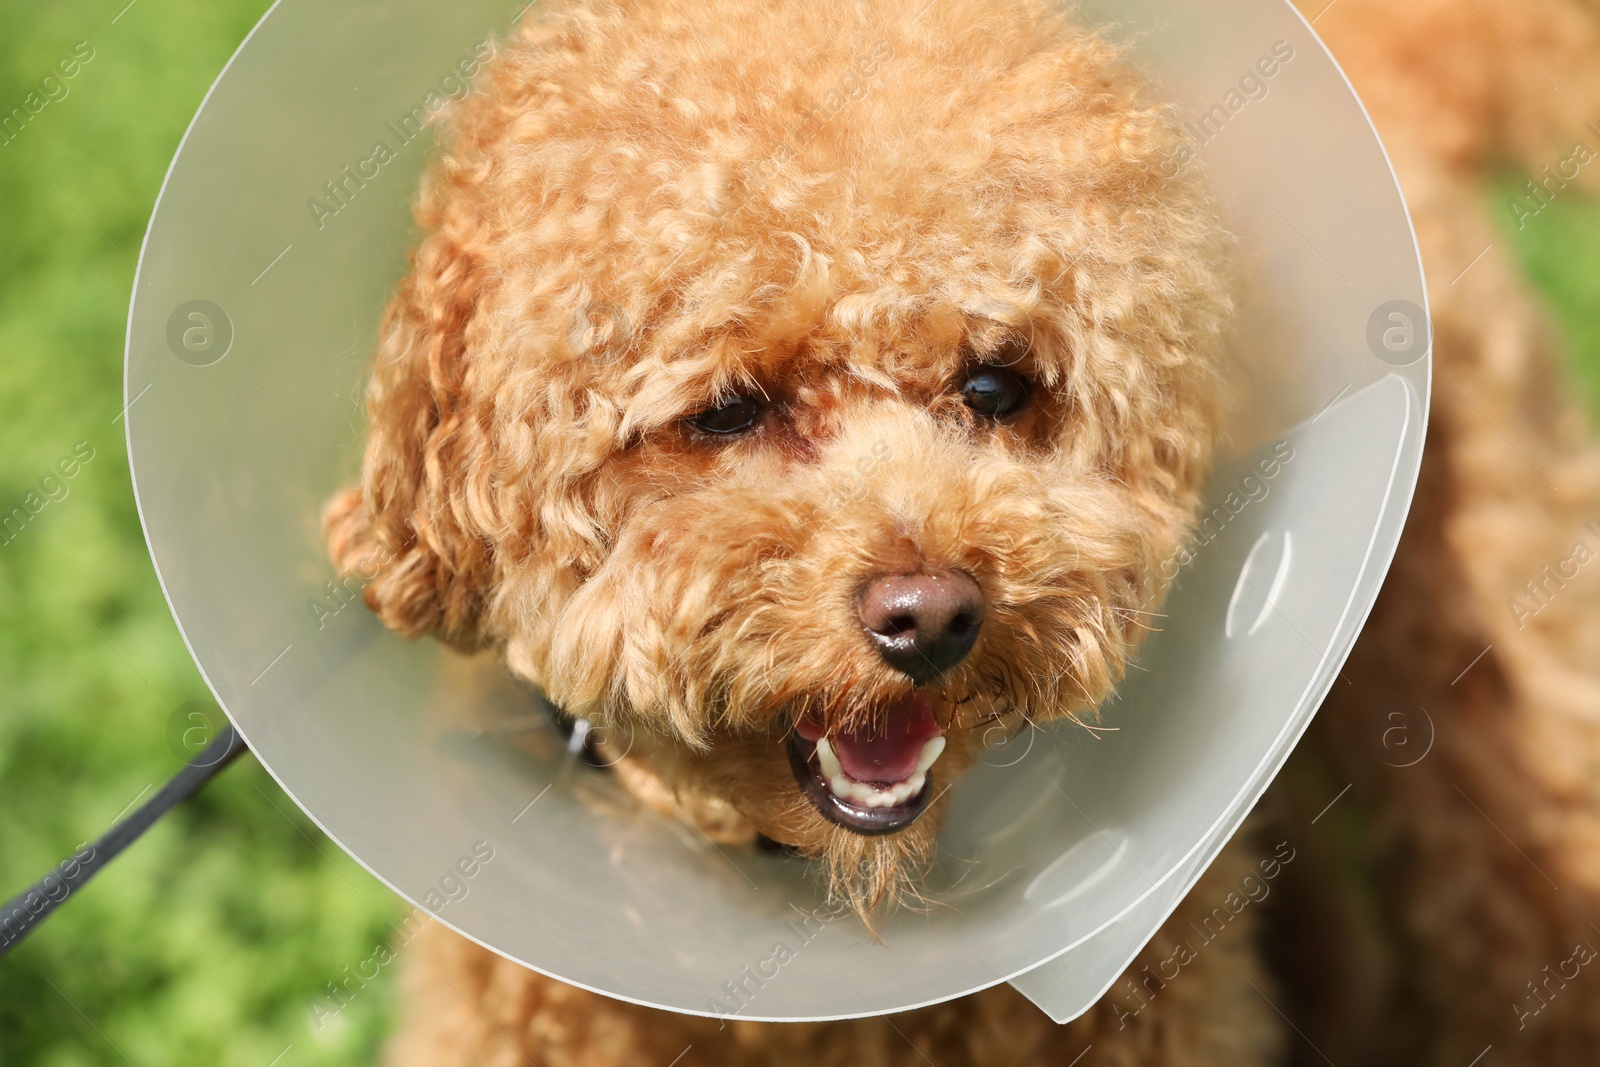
[324,0,1600,1062]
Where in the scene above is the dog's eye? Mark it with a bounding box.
[687,395,762,435]
[960,367,1030,418]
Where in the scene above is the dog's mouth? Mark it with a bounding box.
[785,691,947,836]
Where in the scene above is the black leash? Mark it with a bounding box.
[0,724,248,960]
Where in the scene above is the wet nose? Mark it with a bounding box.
[857,570,985,683]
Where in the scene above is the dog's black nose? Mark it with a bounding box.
[857,571,984,682]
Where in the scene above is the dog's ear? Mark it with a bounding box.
[323,202,496,650]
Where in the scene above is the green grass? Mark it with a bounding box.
[1,5,1599,1066]
[1493,177,1600,413]
[0,4,401,1066]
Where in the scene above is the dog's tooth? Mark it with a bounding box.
[822,741,934,808]
[816,738,844,782]
[835,776,889,808]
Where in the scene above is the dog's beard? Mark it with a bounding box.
[820,808,941,923]
[649,717,973,925]
[806,697,1011,925]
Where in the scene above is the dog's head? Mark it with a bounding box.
[328,0,1230,915]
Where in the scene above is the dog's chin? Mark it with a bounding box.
[783,690,947,837]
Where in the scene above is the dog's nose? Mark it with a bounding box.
[857,571,985,682]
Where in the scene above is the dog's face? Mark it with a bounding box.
[328,0,1229,913]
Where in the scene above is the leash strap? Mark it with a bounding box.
[0,724,248,960]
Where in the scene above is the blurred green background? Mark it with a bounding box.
[0,3,1596,1066]
[0,4,400,1066]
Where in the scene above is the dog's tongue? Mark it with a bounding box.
[800,692,942,784]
